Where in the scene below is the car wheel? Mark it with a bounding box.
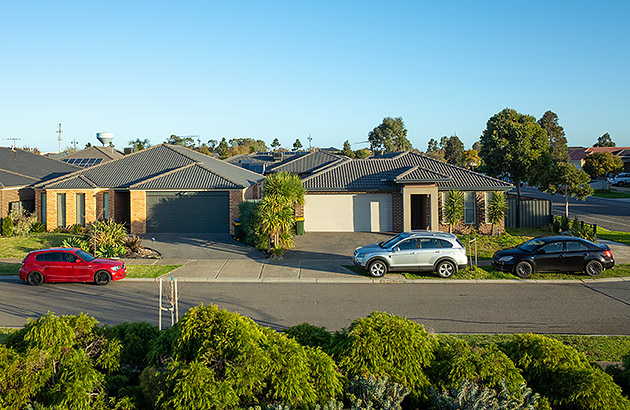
[436,260,456,278]
[368,260,387,278]
[585,260,603,277]
[514,261,533,279]
[94,270,111,286]
[26,271,44,286]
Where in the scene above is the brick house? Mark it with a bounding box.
[35,144,265,235]
[0,147,79,218]
[260,151,512,234]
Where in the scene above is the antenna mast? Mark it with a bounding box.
[4,137,21,150]
[307,133,313,151]
[57,123,63,152]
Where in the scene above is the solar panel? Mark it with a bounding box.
[62,158,104,168]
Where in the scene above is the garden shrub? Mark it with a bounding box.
[501,334,630,410]
[346,374,409,410]
[86,219,128,257]
[29,221,47,233]
[239,201,268,250]
[1,215,13,236]
[283,322,332,349]
[123,234,144,253]
[61,235,91,252]
[143,305,342,410]
[67,223,85,234]
[2,312,125,409]
[429,337,525,392]
[331,311,438,405]
[607,355,630,396]
[9,208,38,236]
[431,380,541,410]
[560,215,570,232]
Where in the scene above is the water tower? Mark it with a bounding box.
[96,132,114,147]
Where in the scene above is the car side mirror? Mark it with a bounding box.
[537,249,546,255]
[393,247,400,253]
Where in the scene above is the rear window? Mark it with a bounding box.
[35,252,61,262]
[438,239,454,248]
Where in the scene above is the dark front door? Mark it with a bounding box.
[146,191,230,233]
[411,194,428,230]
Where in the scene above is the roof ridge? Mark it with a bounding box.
[163,144,200,164]
[0,167,40,181]
[77,174,98,188]
[301,157,351,182]
[196,162,250,187]
[129,162,198,188]
[408,151,511,186]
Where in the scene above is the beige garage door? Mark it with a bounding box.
[304,194,393,232]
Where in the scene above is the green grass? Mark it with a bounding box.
[444,334,630,362]
[0,262,180,278]
[125,264,180,278]
[0,233,76,258]
[593,189,630,199]
[597,228,630,246]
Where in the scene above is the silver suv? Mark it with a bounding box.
[609,173,630,186]
[353,231,468,278]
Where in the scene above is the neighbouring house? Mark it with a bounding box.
[35,144,265,234]
[0,147,79,218]
[569,146,630,172]
[296,151,512,234]
[225,151,307,173]
[58,146,125,168]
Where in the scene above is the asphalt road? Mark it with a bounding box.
[516,186,630,232]
[1,278,629,335]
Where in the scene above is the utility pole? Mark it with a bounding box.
[307,133,313,151]
[57,123,63,152]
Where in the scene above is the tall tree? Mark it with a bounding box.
[583,151,623,179]
[425,138,445,161]
[472,141,482,152]
[271,138,281,151]
[216,138,229,158]
[462,149,481,170]
[368,117,411,154]
[480,108,549,227]
[444,136,465,166]
[487,191,508,235]
[427,138,439,153]
[538,111,568,162]
[542,162,593,217]
[293,139,303,151]
[165,135,195,148]
[354,148,371,159]
[341,140,355,158]
[593,133,616,147]
[129,138,151,151]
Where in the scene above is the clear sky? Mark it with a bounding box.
[1,1,628,153]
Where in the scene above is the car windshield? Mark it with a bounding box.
[380,234,406,248]
[75,249,96,262]
[517,238,546,252]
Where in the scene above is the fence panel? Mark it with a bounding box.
[506,197,552,228]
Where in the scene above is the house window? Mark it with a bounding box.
[41,193,47,226]
[103,192,109,219]
[76,193,85,226]
[56,193,66,227]
[464,192,475,224]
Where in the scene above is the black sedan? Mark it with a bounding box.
[492,236,614,278]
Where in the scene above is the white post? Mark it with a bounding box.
[175,279,179,322]
[159,278,163,331]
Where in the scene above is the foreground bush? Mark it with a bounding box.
[142,305,342,409]
[431,380,542,410]
[331,311,438,406]
[502,334,630,410]
[284,322,333,349]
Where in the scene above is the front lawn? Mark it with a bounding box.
[0,233,75,258]
[0,263,20,275]
[404,264,630,280]
[597,228,630,246]
[593,189,630,199]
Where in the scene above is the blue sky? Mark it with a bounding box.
[1,1,628,153]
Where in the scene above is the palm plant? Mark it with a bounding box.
[129,138,151,151]
[487,191,508,235]
[443,191,464,233]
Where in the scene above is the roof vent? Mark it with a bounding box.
[273,151,284,162]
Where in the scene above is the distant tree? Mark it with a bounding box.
[341,140,355,158]
[472,141,482,152]
[425,138,445,161]
[583,151,623,179]
[480,108,549,227]
[165,135,195,148]
[208,139,218,151]
[444,136,465,166]
[593,133,616,147]
[427,138,439,152]
[354,149,371,159]
[84,142,92,149]
[21,146,41,154]
[129,138,151,151]
[225,138,268,157]
[462,149,481,170]
[271,138,281,151]
[293,139,303,151]
[216,138,229,159]
[443,191,464,233]
[368,117,411,154]
[439,136,449,150]
[487,191,508,235]
[542,162,593,217]
[538,111,568,162]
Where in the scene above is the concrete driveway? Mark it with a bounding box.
[140,233,261,260]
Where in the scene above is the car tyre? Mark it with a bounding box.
[514,261,533,279]
[27,271,44,286]
[94,270,111,286]
[436,260,456,278]
[368,260,387,278]
[585,260,603,277]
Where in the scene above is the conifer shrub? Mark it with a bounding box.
[429,337,525,392]
[1,215,13,236]
[239,201,268,250]
[331,311,438,405]
[501,334,630,410]
[283,322,332,349]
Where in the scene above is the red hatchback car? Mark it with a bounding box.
[19,248,126,286]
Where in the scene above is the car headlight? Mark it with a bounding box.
[498,256,514,263]
[111,265,121,271]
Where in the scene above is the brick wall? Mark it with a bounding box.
[0,187,35,217]
[229,190,245,235]
[392,192,403,232]
[39,189,111,230]
[130,190,146,234]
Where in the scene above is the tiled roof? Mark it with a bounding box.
[303,151,512,191]
[225,151,307,173]
[61,146,124,161]
[0,147,79,188]
[39,144,264,190]
[266,150,346,175]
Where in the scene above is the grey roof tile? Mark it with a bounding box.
[131,164,241,189]
[0,169,39,188]
[267,151,346,175]
[0,147,79,187]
